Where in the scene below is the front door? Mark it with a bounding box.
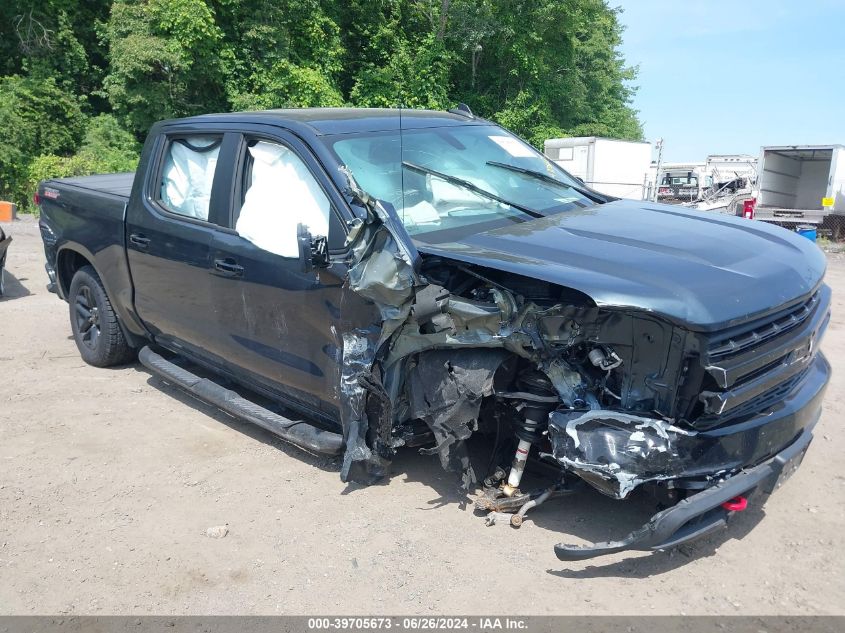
[207,131,360,418]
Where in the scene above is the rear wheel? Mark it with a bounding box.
[69,266,135,367]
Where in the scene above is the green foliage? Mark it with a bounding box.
[0,1,112,93]
[23,115,140,213]
[229,61,344,111]
[1,0,643,208]
[24,11,89,90]
[350,35,452,109]
[449,0,642,144]
[215,0,345,110]
[82,114,141,156]
[103,0,229,136]
[0,75,86,207]
[492,91,567,148]
[26,151,135,199]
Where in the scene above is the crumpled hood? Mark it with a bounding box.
[416,199,827,330]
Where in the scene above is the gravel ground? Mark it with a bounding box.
[1,215,843,615]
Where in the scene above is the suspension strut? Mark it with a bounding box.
[501,371,558,497]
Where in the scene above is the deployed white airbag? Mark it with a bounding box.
[429,174,501,212]
[160,137,220,220]
[401,199,441,227]
[236,141,330,257]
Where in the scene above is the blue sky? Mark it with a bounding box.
[615,1,845,161]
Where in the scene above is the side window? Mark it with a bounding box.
[235,140,331,258]
[158,135,222,221]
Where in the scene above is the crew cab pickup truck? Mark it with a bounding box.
[37,108,831,560]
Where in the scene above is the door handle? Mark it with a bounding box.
[129,233,150,248]
[213,258,244,277]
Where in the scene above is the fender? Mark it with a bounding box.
[56,241,151,345]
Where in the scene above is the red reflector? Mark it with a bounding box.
[33,192,42,206]
[721,496,748,512]
[742,197,756,220]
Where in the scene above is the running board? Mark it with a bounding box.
[138,346,344,456]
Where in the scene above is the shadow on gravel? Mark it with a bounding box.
[128,357,770,576]
[132,363,342,475]
[0,270,31,299]
[392,432,770,575]
[545,502,767,578]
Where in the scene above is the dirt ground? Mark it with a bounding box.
[1,215,843,615]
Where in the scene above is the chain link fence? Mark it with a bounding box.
[744,215,845,241]
[819,214,845,241]
[771,215,845,241]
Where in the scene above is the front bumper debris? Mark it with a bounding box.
[554,352,829,560]
[555,424,814,560]
[548,352,830,501]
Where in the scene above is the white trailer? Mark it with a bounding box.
[754,145,845,224]
[544,137,652,199]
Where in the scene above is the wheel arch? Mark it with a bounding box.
[56,246,95,299]
[57,244,149,349]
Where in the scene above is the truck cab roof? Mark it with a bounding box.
[163,108,487,136]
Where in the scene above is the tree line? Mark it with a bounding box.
[0,0,641,210]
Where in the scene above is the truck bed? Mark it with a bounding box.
[48,172,135,199]
[38,172,138,306]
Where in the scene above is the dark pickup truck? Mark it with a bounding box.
[37,108,830,560]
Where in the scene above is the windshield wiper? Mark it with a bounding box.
[486,161,573,188]
[486,161,602,202]
[402,161,544,219]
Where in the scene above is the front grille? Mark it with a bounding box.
[687,285,830,428]
[735,355,788,385]
[708,292,819,360]
[696,366,810,428]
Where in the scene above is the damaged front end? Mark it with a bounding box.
[547,411,693,500]
[334,167,831,560]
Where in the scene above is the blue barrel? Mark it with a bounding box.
[796,225,817,241]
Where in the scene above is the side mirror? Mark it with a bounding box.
[297,224,330,272]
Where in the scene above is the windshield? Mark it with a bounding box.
[322,123,597,241]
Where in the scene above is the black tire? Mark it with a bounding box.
[68,265,135,367]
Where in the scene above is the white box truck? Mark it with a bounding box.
[544,137,652,199]
[655,162,707,202]
[754,145,845,224]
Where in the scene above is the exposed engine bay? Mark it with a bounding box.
[332,169,825,536]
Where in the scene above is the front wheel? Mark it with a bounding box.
[68,265,135,367]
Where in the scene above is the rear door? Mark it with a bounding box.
[830,146,845,212]
[207,127,360,417]
[126,127,238,361]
